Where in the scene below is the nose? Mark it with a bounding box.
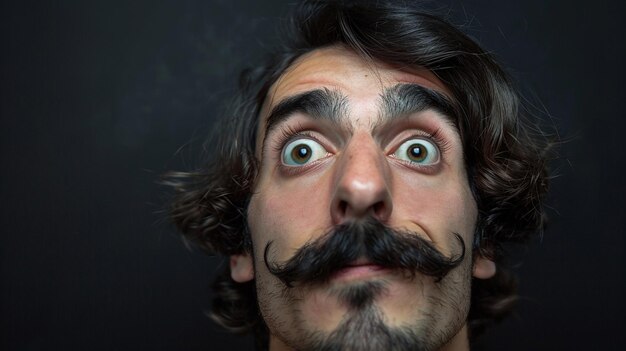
[331,134,393,224]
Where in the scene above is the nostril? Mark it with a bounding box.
[338,200,348,217]
[331,200,350,225]
[373,201,389,221]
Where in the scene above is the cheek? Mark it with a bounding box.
[247,176,334,261]
[393,172,477,247]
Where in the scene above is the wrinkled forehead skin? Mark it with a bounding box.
[254,45,455,158]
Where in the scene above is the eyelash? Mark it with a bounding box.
[271,124,321,155]
[400,128,451,155]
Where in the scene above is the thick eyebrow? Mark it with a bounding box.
[263,88,349,141]
[377,84,458,131]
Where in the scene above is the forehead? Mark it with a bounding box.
[260,46,451,127]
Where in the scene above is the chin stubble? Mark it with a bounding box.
[300,302,436,351]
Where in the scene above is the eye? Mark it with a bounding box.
[282,138,328,166]
[393,138,440,165]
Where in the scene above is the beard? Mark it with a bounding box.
[258,217,470,351]
[301,303,434,351]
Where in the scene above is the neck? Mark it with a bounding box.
[268,336,291,351]
[268,325,470,351]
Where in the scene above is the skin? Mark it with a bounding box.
[230,45,496,351]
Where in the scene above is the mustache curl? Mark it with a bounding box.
[263,217,466,288]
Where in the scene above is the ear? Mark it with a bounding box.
[472,255,496,279]
[230,253,254,283]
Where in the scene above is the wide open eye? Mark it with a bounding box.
[282,138,328,166]
[393,138,440,165]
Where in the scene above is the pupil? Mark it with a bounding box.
[408,144,426,161]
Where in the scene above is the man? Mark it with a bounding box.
[167,1,549,350]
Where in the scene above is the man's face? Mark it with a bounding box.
[230,46,494,350]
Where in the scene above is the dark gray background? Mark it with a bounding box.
[1,0,625,350]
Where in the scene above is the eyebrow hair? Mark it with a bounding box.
[263,88,349,141]
[377,84,458,131]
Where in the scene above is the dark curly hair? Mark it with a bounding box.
[165,0,550,348]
